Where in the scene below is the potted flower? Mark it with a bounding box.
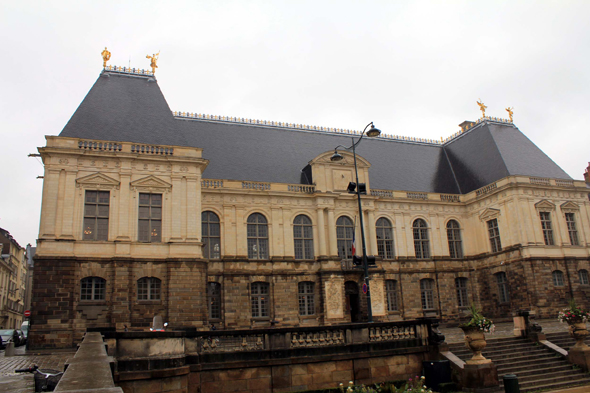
[558,298,590,350]
[459,304,495,364]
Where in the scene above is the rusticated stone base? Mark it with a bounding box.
[568,347,590,372]
[461,362,499,392]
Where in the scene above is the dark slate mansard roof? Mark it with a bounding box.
[59,71,571,195]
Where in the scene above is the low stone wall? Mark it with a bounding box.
[106,320,434,393]
[55,331,123,392]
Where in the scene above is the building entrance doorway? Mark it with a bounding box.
[345,281,360,322]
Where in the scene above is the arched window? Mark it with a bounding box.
[579,269,589,285]
[202,211,221,259]
[247,213,268,259]
[207,282,222,319]
[552,270,565,287]
[336,216,354,260]
[293,215,314,260]
[386,280,398,312]
[137,277,161,300]
[298,282,315,316]
[376,218,395,259]
[447,220,463,259]
[251,282,270,318]
[413,219,430,259]
[495,272,510,303]
[455,277,468,307]
[80,277,106,301]
[420,279,435,310]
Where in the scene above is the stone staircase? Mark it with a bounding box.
[447,336,590,392]
[544,331,585,351]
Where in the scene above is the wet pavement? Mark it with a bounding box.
[0,345,74,393]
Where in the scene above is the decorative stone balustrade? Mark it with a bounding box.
[407,192,428,200]
[475,182,498,197]
[290,329,345,348]
[202,180,224,188]
[287,184,315,193]
[199,333,264,353]
[440,194,461,203]
[242,181,271,190]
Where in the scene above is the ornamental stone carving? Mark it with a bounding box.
[325,278,343,319]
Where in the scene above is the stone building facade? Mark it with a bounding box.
[30,66,590,348]
[0,228,28,329]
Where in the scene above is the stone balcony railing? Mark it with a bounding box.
[105,319,435,373]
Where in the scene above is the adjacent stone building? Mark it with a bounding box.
[0,228,28,329]
[30,65,590,349]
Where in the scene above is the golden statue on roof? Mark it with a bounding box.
[506,107,514,122]
[146,51,160,74]
[101,47,111,68]
[477,99,487,118]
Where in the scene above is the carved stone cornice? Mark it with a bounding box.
[130,175,172,193]
[75,172,120,190]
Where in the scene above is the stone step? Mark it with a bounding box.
[511,373,590,391]
[501,368,584,384]
[495,355,567,369]
[497,363,572,377]
[456,351,561,364]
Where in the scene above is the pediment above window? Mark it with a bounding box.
[130,175,172,192]
[76,173,120,190]
[535,199,556,211]
[561,201,580,213]
[479,208,501,221]
[309,150,371,168]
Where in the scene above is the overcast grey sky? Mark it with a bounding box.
[2,0,589,247]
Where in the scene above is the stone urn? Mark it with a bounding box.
[567,319,590,350]
[461,326,491,364]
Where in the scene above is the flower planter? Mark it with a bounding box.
[567,319,590,350]
[461,326,491,365]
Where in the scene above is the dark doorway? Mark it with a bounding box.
[345,281,360,322]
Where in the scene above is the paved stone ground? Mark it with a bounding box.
[439,317,571,343]
[0,345,74,393]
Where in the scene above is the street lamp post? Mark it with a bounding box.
[331,122,381,323]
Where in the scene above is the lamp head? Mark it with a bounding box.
[330,150,344,162]
[366,123,381,138]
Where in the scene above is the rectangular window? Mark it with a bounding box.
[496,272,510,303]
[566,213,579,246]
[420,279,434,310]
[386,280,398,312]
[455,278,468,307]
[207,282,222,319]
[138,193,162,242]
[298,282,315,316]
[83,191,109,241]
[487,219,502,253]
[539,212,554,245]
[251,282,269,318]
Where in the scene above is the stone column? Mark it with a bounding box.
[186,178,199,242]
[59,170,77,239]
[39,169,60,238]
[317,207,327,257]
[116,174,131,241]
[170,176,183,241]
[327,209,338,257]
[367,210,377,257]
